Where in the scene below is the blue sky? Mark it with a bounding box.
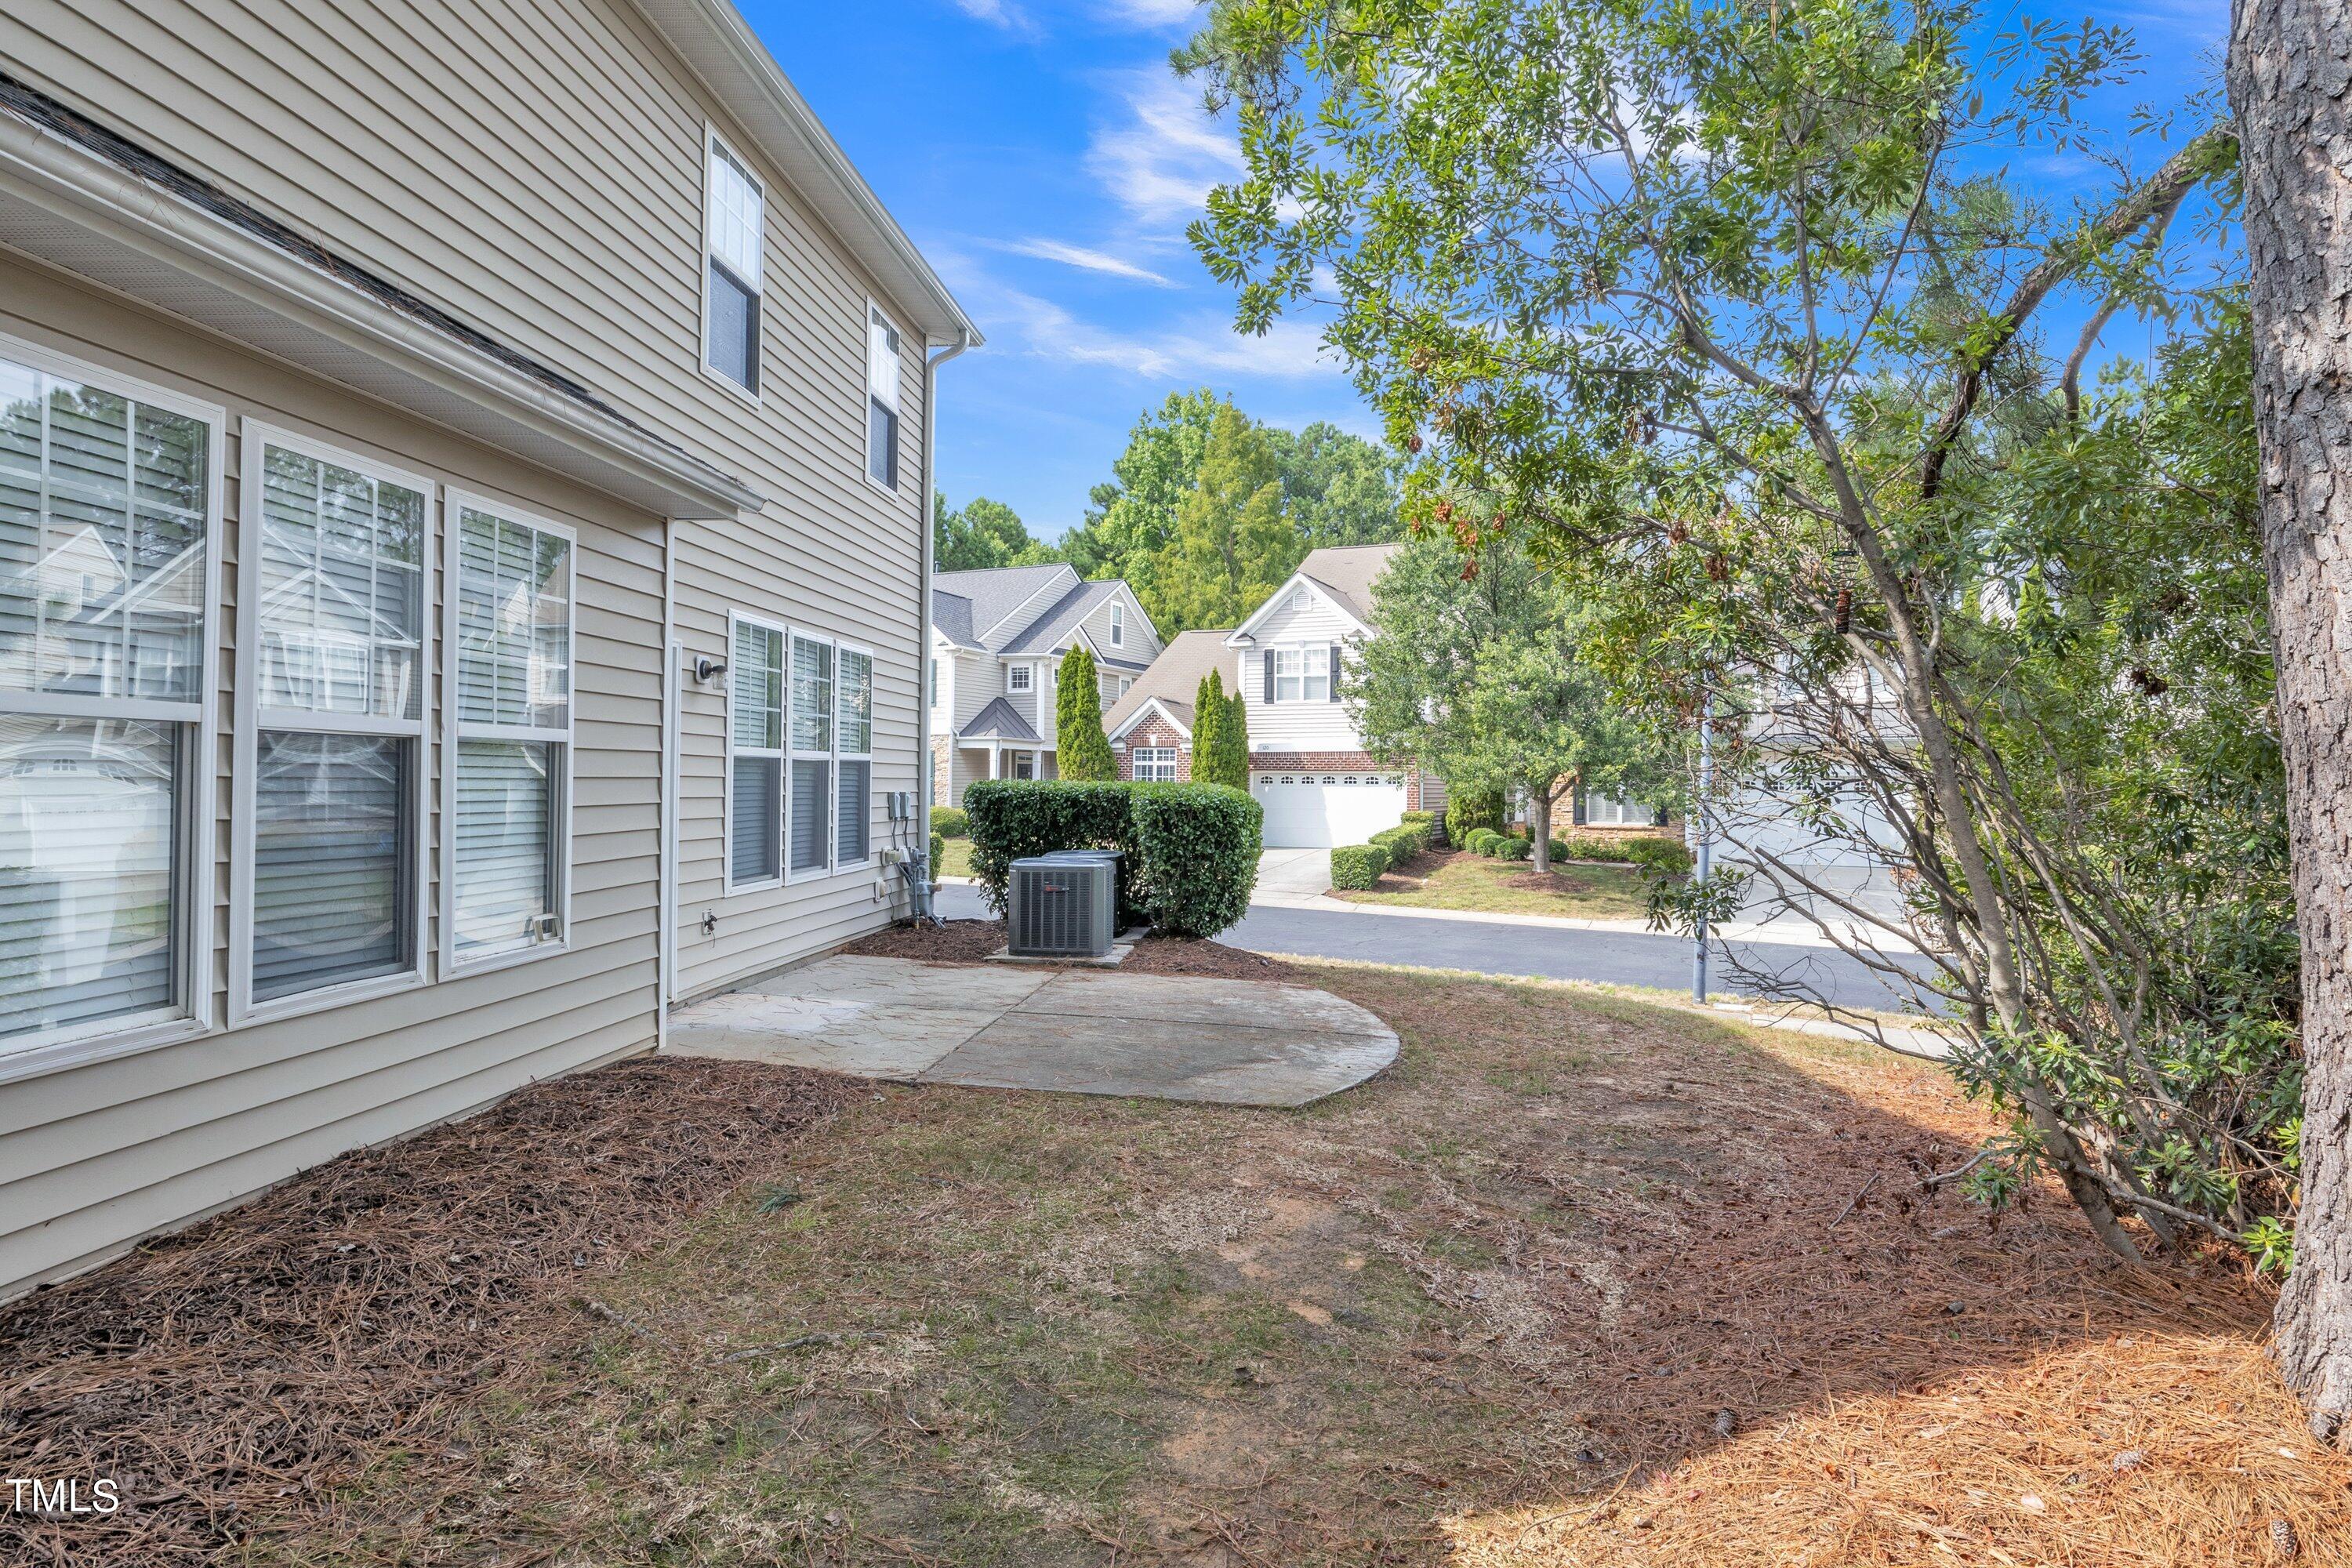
[747,0,2233,544]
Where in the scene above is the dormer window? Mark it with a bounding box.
[1008,664,1032,692]
[703,136,764,396]
[1109,602,1125,647]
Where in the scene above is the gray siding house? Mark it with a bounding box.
[0,0,973,1298]
[929,564,1160,802]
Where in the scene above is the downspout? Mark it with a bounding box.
[915,327,971,920]
[657,520,680,1046]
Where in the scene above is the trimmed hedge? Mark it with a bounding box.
[1497,834,1533,862]
[1401,809,1443,848]
[931,805,969,838]
[1330,843,1389,890]
[1370,822,1430,862]
[1465,828,1504,856]
[1554,830,1694,874]
[1131,782,1263,936]
[963,779,1263,938]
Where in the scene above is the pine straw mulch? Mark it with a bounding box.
[0,1056,856,1567]
[841,917,1301,980]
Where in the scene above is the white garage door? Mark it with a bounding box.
[1252,770,1408,848]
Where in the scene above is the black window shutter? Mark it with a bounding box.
[1328,644,1341,700]
[1262,649,1275,702]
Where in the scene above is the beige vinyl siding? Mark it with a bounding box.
[0,262,665,1296]
[7,0,938,1002]
[1079,590,1157,669]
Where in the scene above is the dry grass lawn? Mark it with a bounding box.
[1332,849,1657,920]
[8,960,2342,1566]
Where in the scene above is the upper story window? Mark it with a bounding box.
[704,136,764,397]
[866,305,902,488]
[1109,601,1124,647]
[1008,663,1031,693]
[1273,646,1329,703]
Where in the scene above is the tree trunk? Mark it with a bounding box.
[1530,786,1554,873]
[2230,0,2352,1446]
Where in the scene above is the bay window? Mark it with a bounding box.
[788,632,832,876]
[835,646,873,866]
[727,613,784,889]
[231,430,428,1017]
[0,343,217,1052]
[446,499,572,967]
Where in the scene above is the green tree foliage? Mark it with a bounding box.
[1191,669,1228,785]
[1054,644,1117,781]
[1152,406,1305,633]
[1218,683,1251,788]
[935,493,1060,572]
[1348,532,1663,872]
[1183,0,2263,1260]
[1068,392,1403,631]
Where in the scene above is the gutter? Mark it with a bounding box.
[915,327,971,920]
[0,111,764,521]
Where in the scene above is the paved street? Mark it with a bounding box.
[934,884,1924,1013]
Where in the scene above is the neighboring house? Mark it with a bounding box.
[1102,628,1234,782]
[0,0,975,1300]
[929,564,1160,802]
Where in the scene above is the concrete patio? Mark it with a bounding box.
[664,956,1399,1108]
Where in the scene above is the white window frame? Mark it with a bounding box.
[865,299,903,491]
[440,491,576,978]
[229,423,434,1026]
[1584,792,1650,828]
[699,128,765,405]
[1134,746,1178,782]
[1007,662,1032,693]
[0,332,226,1083]
[1109,601,1124,648]
[833,640,876,872]
[785,630,832,884]
[724,608,787,895]
[1272,646,1328,704]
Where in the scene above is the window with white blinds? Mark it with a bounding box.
[234,434,427,1014]
[0,346,215,1050]
[727,614,783,889]
[704,138,764,396]
[788,633,832,876]
[866,304,901,488]
[448,502,571,964]
[836,647,873,866]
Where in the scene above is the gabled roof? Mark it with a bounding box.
[1229,543,1403,641]
[958,695,1040,743]
[931,563,1076,650]
[1000,579,1124,656]
[1104,629,1234,739]
[1111,695,1195,742]
[931,588,978,650]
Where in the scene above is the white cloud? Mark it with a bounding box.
[948,0,1026,27]
[993,238,1177,286]
[1094,0,1202,24]
[991,281,1341,380]
[1086,69,1244,228]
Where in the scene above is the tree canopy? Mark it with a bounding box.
[933,494,1062,573]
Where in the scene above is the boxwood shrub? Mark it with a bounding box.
[1330,843,1389,890]
[1497,834,1533,862]
[1401,809,1443,848]
[963,779,1263,937]
[1465,828,1502,855]
[1554,830,1694,874]
[931,804,969,838]
[1370,822,1429,862]
[1445,788,1505,849]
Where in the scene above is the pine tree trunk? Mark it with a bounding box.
[2230,0,2352,1446]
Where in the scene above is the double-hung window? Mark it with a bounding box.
[787,632,833,877]
[446,499,572,967]
[1109,601,1124,648]
[1272,647,1328,703]
[866,304,902,488]
[704,136,764,397]
[727,614,784,889]
[835,646,873,866]
[1134,747,1178,782]
[1584,792,1651,828]
[233,430,428,1018]
[0,343,218,1054]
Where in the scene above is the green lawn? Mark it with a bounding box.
[1332,848,1657,920]
[939,836,975,879]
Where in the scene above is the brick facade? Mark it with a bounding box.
[1116,712,1192,781]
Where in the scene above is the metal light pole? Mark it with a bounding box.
[1692,682,1713,1003]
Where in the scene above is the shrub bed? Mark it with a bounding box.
[963,779,1263,937]
[1330,844,1389,890]
[1555,830,1693,874]
[1466,828,1504,856]
[1497,835,1533,862]
[1445,789,1505,848]
[1401,809,1444,848]
[1370,822,1430,862]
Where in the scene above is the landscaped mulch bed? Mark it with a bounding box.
[0,1056,855,1567]
[841,917,1299,980]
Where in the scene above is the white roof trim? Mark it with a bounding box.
[978,564,1080,644]
[1225,572,1369,644]
[1109,695,1191,743]
[630,0,979,349]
